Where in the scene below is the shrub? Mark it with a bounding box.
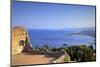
[64,56,70,62]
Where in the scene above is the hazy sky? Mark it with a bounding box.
[12,1,96,29]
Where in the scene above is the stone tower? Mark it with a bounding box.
[12,26,33,55]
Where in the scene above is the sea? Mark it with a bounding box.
[28,28,95,48]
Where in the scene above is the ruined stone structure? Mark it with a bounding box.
[33,48,70,63]
[12,26,33,55]
[12,26,70,63]
[49,50,70,63]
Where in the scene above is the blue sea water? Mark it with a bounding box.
[28,28,95,48]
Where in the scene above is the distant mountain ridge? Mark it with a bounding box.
[78,29,96,37]
[67,29,96,38]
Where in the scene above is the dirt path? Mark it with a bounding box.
[12,53,54,65]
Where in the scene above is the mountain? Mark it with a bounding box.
[78,30,96,37]
[67,28,96,38]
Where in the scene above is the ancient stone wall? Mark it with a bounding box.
[49,50,70,63]
[12,26,32,55]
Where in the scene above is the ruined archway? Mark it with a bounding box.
[19,40,24,46]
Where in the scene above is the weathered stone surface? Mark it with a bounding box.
[12,26,33,55]
[49,50,70,63]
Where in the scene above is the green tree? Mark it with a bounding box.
[78,45,94,61]
[64,45,95,62]
[88,45,94,51]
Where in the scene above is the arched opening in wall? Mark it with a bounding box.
[19,40,24,46]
